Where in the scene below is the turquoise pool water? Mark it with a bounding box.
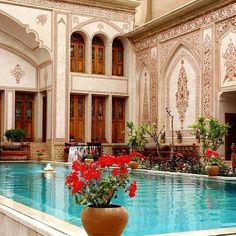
[0,163,236,235]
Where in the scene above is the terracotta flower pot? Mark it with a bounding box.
[85,159,93,164]
[205,165,219,176]
[81,205,128,236]
[129,161,139,169]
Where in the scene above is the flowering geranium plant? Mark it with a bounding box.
[36,148,44,156]
[129,151,143,162]
[205,149,221,166]
[65,154,137,207]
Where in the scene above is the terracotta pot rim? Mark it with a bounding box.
[88,204,122,209]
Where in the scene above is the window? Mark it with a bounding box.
[92,36,105,74]
[112,38,124,76]
[70,33,85,73]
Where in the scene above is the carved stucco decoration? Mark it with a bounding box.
[43,67,48,87]
[202,32,213,118]
[217,16,236,38]
[142,73,150,124]
[11,64,25,84]
[223,38,236,82]
[160,32,201,68]
[134,3,235,51]
[136,50,149,67]
[165,49,200,137]
[150,47,158,123]
[36,14,48,25]
[5,0,134,21]
[175,59,189,129]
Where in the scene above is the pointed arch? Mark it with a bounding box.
[161,42,200,75]
[161,47,201,136]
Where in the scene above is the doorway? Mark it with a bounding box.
[225,113,236,160]
[15,93,34,141]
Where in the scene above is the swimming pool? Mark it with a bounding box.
[0,162,236,236]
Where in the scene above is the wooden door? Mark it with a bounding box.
[70,95,85,142]
[225,113,236,160]
[15,93,34,141]
[112,98,125,143]
[0,93,1,139]
[92,96,106,142]
[42,96,47,142]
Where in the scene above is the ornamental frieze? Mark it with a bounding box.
[5,0,134,21]
[216,16,236,38]
[134,3,235,51]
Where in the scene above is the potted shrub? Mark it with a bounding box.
[65,154,137,236]
[204,149,221,176]
[4,128,26,142]
[129,151,142,169]
[3,128,26,150]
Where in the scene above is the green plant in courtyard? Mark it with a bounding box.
[189,117,229,155]
[4,128,26,142]
[126,121,147,151]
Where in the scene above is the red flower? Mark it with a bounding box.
[66,153,138,207]
[129,181,137,198]
[205,149,219,157]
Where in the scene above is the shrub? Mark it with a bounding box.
[4,128,26,142]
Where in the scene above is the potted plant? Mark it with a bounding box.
[65,154,137,236]
[4,128,26,142]
[36,148,44,161]
[129,151,142,169]
[84,153,94,164]
[176,130,182,143]
[204,149,221,176]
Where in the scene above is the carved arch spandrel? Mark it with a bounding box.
[161,46,201,137]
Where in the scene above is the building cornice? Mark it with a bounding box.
[125,0,235,39]
[53,0,140,12]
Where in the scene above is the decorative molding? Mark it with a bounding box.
[216,16,236,38]
[134,3,236,51]
[11,64,25,84]
[202,30,214,118]
[175,60,189,129]
[58,17,66,25]
[142,73,150,123]
[36,14,48,25]
[5,0,134,21]
[150,47,158,123]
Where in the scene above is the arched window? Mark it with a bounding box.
[70,33,85,73]
[92,36,105,74]
[112,38,124,76]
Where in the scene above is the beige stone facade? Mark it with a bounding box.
[0,0,236,160]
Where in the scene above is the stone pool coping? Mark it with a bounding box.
[1,160,236,236]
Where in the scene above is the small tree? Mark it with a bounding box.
[142,121,164,158]
[189,117,229,155]
[126,121,147,151]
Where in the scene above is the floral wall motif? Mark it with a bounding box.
[11,64,25,84]
[166,49,200,133]
[176,59,189,129]
[142,73,150,124]
[223,38,236,82]
[202,28,214,118]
